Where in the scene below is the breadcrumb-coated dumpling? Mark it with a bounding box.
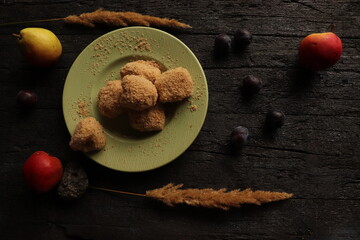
[120,75,158,111]
[97,80,123,118]
[128,104,165,132]
[69,117,106,152]
[120,60,161,83]
[134,60,162,69]
[155,67,193,103]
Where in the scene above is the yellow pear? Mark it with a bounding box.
[13,27,62,67]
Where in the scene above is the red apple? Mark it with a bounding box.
[298,32,342,70]
[22,151,63,193]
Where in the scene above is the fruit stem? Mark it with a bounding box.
[328,23,336,32]
[12,33,21,39]
[88,186,147,197]
[0,18,64,27]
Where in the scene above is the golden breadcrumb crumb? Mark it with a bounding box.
[134,38,151,51]
[189,104,198,112]
[76,101,90,117]
[69,117,106,152]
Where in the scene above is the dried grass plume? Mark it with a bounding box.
[146,183,293,210]
[64,9,191,29]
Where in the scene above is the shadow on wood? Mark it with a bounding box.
[287,63,320,95]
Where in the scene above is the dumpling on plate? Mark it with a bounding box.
[128,104,165,132]
[155,67,193,103]
[120,60,161,83]
[97,80,123,118]
[69,117,106,152]
[120,75,158,111]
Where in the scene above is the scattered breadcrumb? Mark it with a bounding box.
[71,97,91,121]
[76,101,90,117]
[134,38,151,51]
[189,104,198,112]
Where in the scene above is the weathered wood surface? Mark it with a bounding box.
[1,0,359,239]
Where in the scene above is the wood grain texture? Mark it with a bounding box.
[0,0,359,239]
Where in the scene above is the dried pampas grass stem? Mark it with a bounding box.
[146,184,293,210]
[0,9,191,29]
[64,9,191,29]
[90,183,293,211]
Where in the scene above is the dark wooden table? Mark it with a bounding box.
[1,1,359,239]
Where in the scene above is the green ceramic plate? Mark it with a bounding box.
[63,27,208,172]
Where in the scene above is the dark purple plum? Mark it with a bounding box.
[242,75,262,94]
[234,29,252,47]
[214,33,232,55]
[230,126,249,149]
[17,90,38,108]
[265,110,285,129]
